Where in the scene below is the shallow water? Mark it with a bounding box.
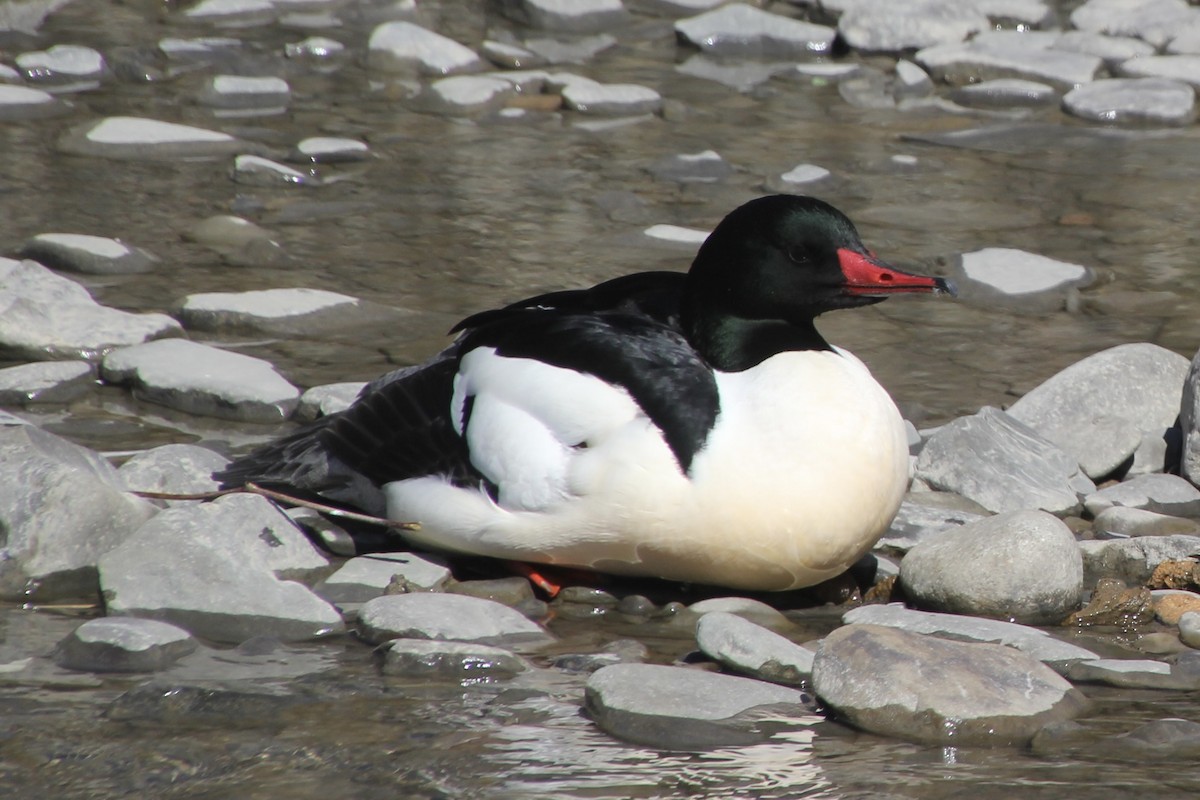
[3,1,1200,797]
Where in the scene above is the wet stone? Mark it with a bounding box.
[183,0,277,26]
[1070,0,1198,48]
[695,611,814,685]
[293,136,369,163]
[184,214,285,265]
[647,149,731,183]
[676,55,792,91]
[1064,77,1196,124]
[951,247,1092,312]
[496,0,629,33]
[523,34,618,65]
[894,59,934,99]
[116,443,229,500]
[1007,343,1191,480]
[101,339,300,423]
[17,44,105,90]
[55,617,196,673]
[1181,346,1200,485]
[812,624,1089,746]
[1084,474,1200,518]
[585,662,814,749]
[1065,658,1192,689]
[899,509,1083,625]
[1120,57,1200,89]
[358,593,551,646]
[106,681,298,729]
[1052,30,1156,66]
[1079,535,1200,586]
[0,84,65,120]
[673,4,837,58]
[1104,718,1200,760]
[199,75,290,113]
[1148,559,1200,590]
[58,116,250,160]
[295,381,364,421]
[688,597,789,628]
[380,638,527,681]
[425,75,515,114]
[315,552,451,605]
[774,163,831,188]
[561,80,661,115]
[285,35,345,60]
[158,36,243,65]
[480,39,543,69]
[916,35,1103,89]
[19,232,157,275]
[366,21,483,76]
[837,0,989,52]
[176,288,359,336]
[950,78,1057,108]
[0,361,94,405]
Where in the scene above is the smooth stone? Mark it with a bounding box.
[58,116,248,160]
[358,593,551,645]
[1168,20,1200,54]
[99,493,340,643]
[314,552,451,604]
[838,0,988,52]
[637,0,723,15]
[777,163,831,186]
[523,34,617,64]
[689,597,789,627]
[1120,56,1200,89]
[843,604,1099,666]
[107,681,299,728]
[0,425,157,602]
[585,662,813,749]
[1054,30,1157,65]
[899,509,1083,625]
[1152,590,1200,624]
[894,59,934,99]
[1126,427,1178,477]
[1093,506,1200,538]
[952,247,1092,311]
[176,288,359,335]
[293,136,369,163]
[295,381,364,421]
[495,0,629,33]
[562,81,661,115]
[674,4,837,58]
[116,443,229,500]
[55,618,196,673]
[158,36,243,63]
[17,44,105,89]
[916,35,1103,89]
[1183,346,1200,485]
[199,75,290,110]
[284,36,346,59]
[643,224,709,245]
[1079,535,1200,585]
[445,577,536,608]
[233,154,318,186]
[1102,718,1200,759]
[366,21,483,75]
[875,493,989,552]
[0,258,181,361]
[913,406,1095,515]
[950,78,1057,108]
[425,75,515,114]
[813,624,1088,745]
[647,149,730,182]
[1085,474,1200,518]
[1007,343,1191,480]
[0,84,64,120]
[1064,77,1196,124]
[0,361,94,405]
[184,215,285,265]
[1065,657,1197,689]
[19,233,157,275]
[101,339,300,423]
[695,611,814,685]
[1070,0,1197,48]
[1179,611,1200,647]
[380,638,526,680]
[1065,578,1154,628]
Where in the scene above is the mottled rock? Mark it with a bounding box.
[19,233,157,275]
[585,662,813,749]
[1085,474,1200,518]
[366,21,482,75]
[116,443,229,500]
[380,638,526,680]
[1065,578,1154,628]
[644,224,709,245]
[0,360,94,405]
[1152,590,1200,624]
[58,116,249,160]
[55,617,196,673]
[951,247,1092,311]
[1079,535,1200,585]
[695,611,813,685]
[1064,77,1196,124]
[899,510,1083,624]
[1093,506,1200,538]
[838,0,988,52]
[358,593,550,645]
[1007,343,1190,479]
[674,4,836,58]
[315,552,451,604]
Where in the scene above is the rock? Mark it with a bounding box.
[54,617,196,673]
[561,80,662,115]
[366,21,483,75]
[1103,718,1200,760]
[184,215,286,265]
[1007,343,1191,480]
[198,75,290,113]
[1065,578,1154,628]
[838,0,989,52]
[1053,30,1157,65]
[315,552,451,605]
[899,509,1083,624]
[183,0,277,26]
[644,224,709,245]
[0,361,94,405]
[481,39,544,69]
[101,339,300,423]
[1066,658,1198,689]
[1127,427,1179,477]
[1117,54,1200,88]
[1169,20,1200,54]
[551,639,647,673]
[916,33,1103,89]
[875,493,989,552]
[1094,506,1200,539]
[1079,535,1200,585]
[1183,347,1200,485]
[116,443,229,500]
[284,35,346,61]
[423,75,514,115]
[647,149,731,183]
[232,154,319,186]
[950,247,1092,312]
[17,44,106,91]
[1070,0,1197,48]
[0,425,157,601]
[1063,77,1196,125]
[175,288,362,335]
[585,662,813,749]
[843,603,1099,666]
[380,638,526,680]
[775,163,832,189]
[58,116,249,160]
[99,493,340,643]
[19,232,158,275]
[1179,610,1200,647]
[495,0,629,33]
[446,577,536,608]
[813,624,1088,745]
[688,597,789,628]
[913,406,1095,515]
[292,136,369,164]
[1084,474,1200,518]
[0,258,181,361]
[523,34,617,64]
[674,4,837,58]
[357,593,551,646]
[949,78,1057,109]
[695,611,814,685]
[295,381,364,421]
[0,84,66,121]
[1148,559,1200,590]
[676,55,792,92]
[106,681,298,729]
[157,36,243,64]
[1153,590,1200,624]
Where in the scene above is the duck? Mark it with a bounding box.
[216,195,954,591]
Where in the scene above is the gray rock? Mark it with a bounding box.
[1079,535,1200,585]
[481,39,544,69]
[17,44,105,90]
[0,425,157,601]
[446,577,537,608]
[1179,610,1200,647]
[838,0,988,52]
[232,155,319,186]
[496,0,629,32]
[292,136,369,164]
[0,360,94,405]
[366,21,482,75]
[183,0,276,26]
[284,36,346,61]
[876,493,989,552]
[917,33,1103,89]
[1053,30,1156,65]
[562,80,662,115]
[1183,347,1200,485]
[1093,506,1200,538]
[899,509,1083,624]
[688,597,789,628]
[424,75,515,114]
[695,611,814,685]
[676,55,794,91]
[55,617,196,672]
[380,638,527,680]
[99,493,340,643]
[0,258,181,361]
[358,593,551,645]
[314,552,451,604]
[58,116,250,160]
[674,4,836,58]
[19,233,157,275]
[1168,20,1200,54]
[1085,474,1200,518]
[585,662,813,749]
[101,339,300,423]
[1007,343,1191,479]
[843,603,1099,666]
[106,681,299,728]
[295,381,365,421]
[175,288,365,335]
[913,406,1095,515]
[949,78,1058,108]
[1071,0,1198,48]
[812,624,1089,745]
[1066,658,1195,689]
[950,247,1092,311]
[116,443,229,500]
[198,74,289,112]
[0,84,65,121]
[1127,427,1177,477]
[1120,56,1200,88]
[1105,718,1200,759]
[523,34,617,64]
[1063,77,1196,124]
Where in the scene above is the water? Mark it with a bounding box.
[3,1,1200,797]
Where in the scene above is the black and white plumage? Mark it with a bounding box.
[217,195,954,591]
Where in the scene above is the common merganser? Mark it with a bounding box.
[217,195,954,591]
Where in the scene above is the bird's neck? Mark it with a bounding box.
[684,311,831,372]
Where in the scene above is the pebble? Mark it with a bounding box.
[314,552,451,605]
[357,593,551,646]
[107,681,299,729]
[98,493,341,643]
[0,84,65,120]
[913,406,1095,515]
[837,0,989,52]
[951,247,1092,311]
[1063,77,1196,124]
[58,116,250,160]
[1184,347,1200,485]
[584,662,814,749]
[0,361,94,405]
[1065,578,1154,628]
[1006,343,1191,480]
[295,381,364,421]
[54,617,196,673]
[673,4,837,58]
[19,232,158,275]
[1085,474,1200,518]
[101,339,300,423]
[812,624,1088,745]
[677,55,792,91]
[0,258,182,361]
[17,44,106,91]
[366,21,483,75]
[899,509,1083,624]
[1179,611,1200,647]
[776,163,832,187]
[380,638,527,681]
[198,75,290,113]
[1079,534,1200,586]
[695,611,814,685]
[916,35,1103,89]
[497,0,629,33]
[116,443,229,500]
[0,425,157,602]
[1093,506,1200,538]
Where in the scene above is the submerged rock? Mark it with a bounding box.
[55,617,196,673]
[1063,77,1196,125]
[380,638,527,680]
[0,360,95,405]
[358,593,551,646]
[950,247,1092,312]
[19,233,157,275]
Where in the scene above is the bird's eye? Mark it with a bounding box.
[787,248,809,264]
